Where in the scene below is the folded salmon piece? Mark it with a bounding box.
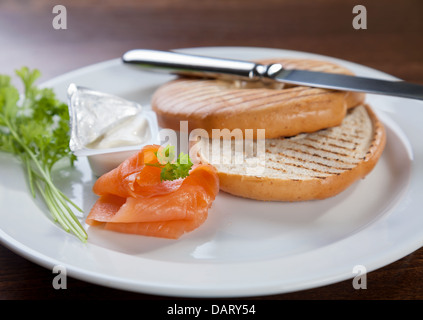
[86,145,220,239]
[92,144,180,198]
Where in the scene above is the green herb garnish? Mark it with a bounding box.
[0,67,87,242]
[147,145,193,181]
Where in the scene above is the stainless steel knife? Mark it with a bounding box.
[122,49,423,101]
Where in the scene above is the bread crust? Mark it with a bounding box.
[152,58,365,139]
[200,104,386,201]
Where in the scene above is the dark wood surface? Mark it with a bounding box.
[1,0,422,300]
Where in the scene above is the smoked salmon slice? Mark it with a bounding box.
[86,145,219,239]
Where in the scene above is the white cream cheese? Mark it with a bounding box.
[86,113,151,149]
[67,84,159,176]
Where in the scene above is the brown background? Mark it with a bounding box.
[0,0,422,300]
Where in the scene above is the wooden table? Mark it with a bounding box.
[1,0,422,300]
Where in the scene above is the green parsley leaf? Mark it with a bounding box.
[147,145,193,181]
[0,67,86,242]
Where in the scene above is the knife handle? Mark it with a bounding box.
[122,49,282,81]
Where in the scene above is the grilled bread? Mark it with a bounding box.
[194,104,386,201]
[151,58,365,139]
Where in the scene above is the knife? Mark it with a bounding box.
[122,49,423,101]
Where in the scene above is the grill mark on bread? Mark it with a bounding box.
[173,88,256,114]
[265,163,326,180]
[155,89,220,113]
[155,80,252,111]
[183,87,311,115]
[210,90,334,116]
[159,82,309,115]
[313,133,360,145]
[266,158,333,179]
[248,91,336,111]
[271,146,359,168]
[292,141,353,158]
[266,149,350,174]
[179,88,295,115]
[220,88,327,111]
[213,88,315,113]
[156,80,218,104]
[159,79,312,115]
[282,161,342,175]
[157,84,222,111]
[266,139,364,166]
[339,132,364,140]
[302,136,359,152]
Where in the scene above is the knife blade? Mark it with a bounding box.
[122,49,423,101]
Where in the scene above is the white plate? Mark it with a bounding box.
[1,47,422,298]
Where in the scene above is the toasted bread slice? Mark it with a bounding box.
[195,104,386,201]
[151,58,365,139]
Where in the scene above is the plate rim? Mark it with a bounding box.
[1,46,422,298]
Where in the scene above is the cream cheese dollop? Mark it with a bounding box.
[86,113,151,149]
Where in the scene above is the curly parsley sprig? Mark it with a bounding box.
[0,67,87,242]
[146,145,193,181]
